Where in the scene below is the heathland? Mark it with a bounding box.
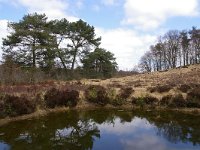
[0,64,200,123]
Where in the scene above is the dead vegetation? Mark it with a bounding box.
[0,64,200,118]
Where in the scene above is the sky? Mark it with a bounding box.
[0,0,200,70]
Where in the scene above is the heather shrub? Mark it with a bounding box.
[156,85,172,93]
[186,88,200,108]
[160,94,186,107]
[44,88,61,108]
[132,95,158,107]
[178,84,191,93]
[66,90,79,107]
[187,88,200,99]
[119,87,133,99]
[4,94,36,116]
[148,85,172,93]
[106,88,126,106]
[108,83,123,88]
[170,94,186,107]
[109,87,134,106]
[85,85,109,106]
[143,95,159,106]
[111,97,124,106]
[44,88,79,108]
[0,94,5,117]
[132,97,145,108]
[160,95,172,106]
[147,87,155,93]
[0,100,4,117]
[131,97,138,105]
[186,97,200,108]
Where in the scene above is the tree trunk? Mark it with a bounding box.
[32,40,36,68]
[71,49,77,71]
[56,37,67,70]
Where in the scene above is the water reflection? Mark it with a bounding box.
[0,109,200,150]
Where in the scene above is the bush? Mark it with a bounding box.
[111,97,124,106]
[85,85,109,106]
[160,95,172,106]
[0,100,4,116]
[178,84,191,93]
[143,95,159,106]
[131,97,138,105]
[148,85,172,93]
[107,88,129,106]
[44,88,61,108]
[187,88,200,99]
[186,97,200,108]
[119,87,133,99]
[160,94,186,107]
[132,95,158,107]
[186,88,200,108]
[66,90,79,107]
[132,97,145,108]
[4,94,36,116]
[170,94,186,107]
[189,83,200,88]
[147,86,156,93]
[44,88,79,108]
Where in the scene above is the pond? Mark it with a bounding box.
[0,109,200,150]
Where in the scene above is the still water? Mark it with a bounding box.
[0,109,200,150]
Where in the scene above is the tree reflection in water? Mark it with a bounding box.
[132,110,200,146]
[0,109,200,150]
[0,111,100,150]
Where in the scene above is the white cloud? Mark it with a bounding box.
[98,117,152,135]
[121,134,168,150]
[122,0,199,29]
[0,22,156,69]
[16,0,78,21]
[0,20,9,59]
[96,27,156,70]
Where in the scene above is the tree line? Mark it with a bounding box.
[139,28,200,72]
[1,13,117,82]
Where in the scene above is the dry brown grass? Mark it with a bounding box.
[0,64,200,118]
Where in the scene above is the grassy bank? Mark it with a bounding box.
[0,64,200,119]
